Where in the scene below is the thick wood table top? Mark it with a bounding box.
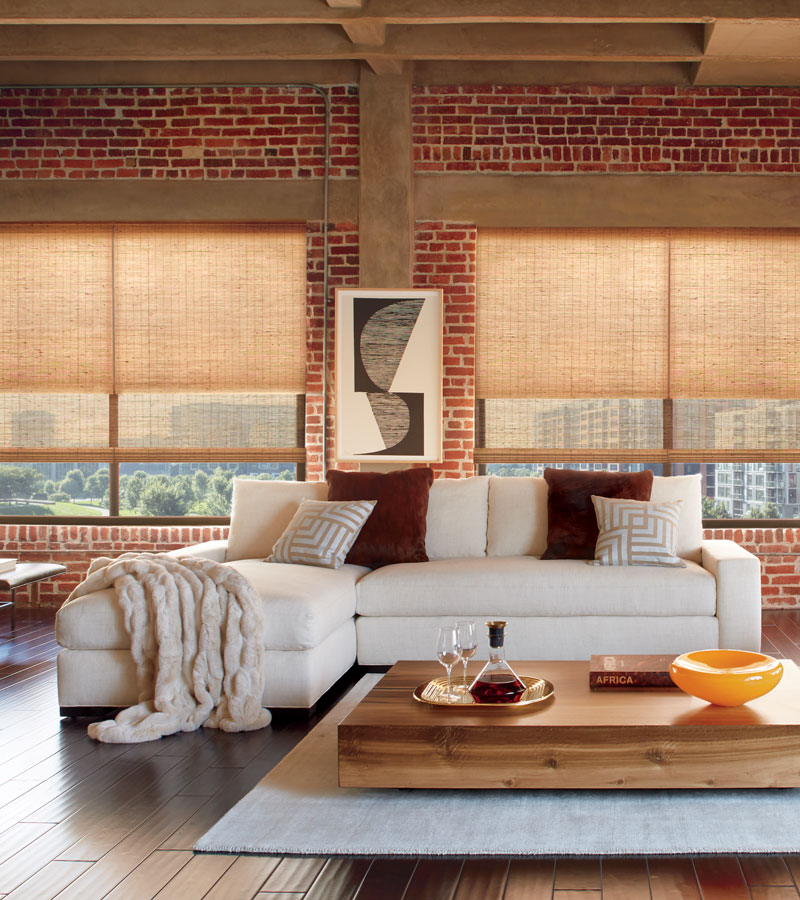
[345,659,800,730]
[339,660,800,788]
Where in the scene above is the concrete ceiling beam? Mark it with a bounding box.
[0,23,706,62]
[2,1,800,25]
[694,20,800,83]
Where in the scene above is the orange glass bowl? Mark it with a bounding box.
[669,650,783,707]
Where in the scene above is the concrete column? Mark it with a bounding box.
[358,62,413,288]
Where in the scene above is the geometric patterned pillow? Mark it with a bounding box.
[589,495,686,568]
[268,498,377,569]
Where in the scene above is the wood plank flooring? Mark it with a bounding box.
[1,607,800,900]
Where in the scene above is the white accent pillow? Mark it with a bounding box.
[425,476,490,560]
[650,473,703,563]
[269,499,376,569]
[590,495,686,568]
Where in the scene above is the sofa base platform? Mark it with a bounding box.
[57,617,357,711]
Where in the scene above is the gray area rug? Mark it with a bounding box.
[195,675,800,857]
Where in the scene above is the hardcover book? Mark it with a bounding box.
[0,558,18,574]
[589,654,678,689]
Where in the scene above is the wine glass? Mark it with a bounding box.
[436,625,461,702]
[456,620,477,692]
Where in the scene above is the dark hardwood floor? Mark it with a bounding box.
[1,608,799,900]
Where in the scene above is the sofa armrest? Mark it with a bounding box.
[701,539,762,651]
[165,539,229,564]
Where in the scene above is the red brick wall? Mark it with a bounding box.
[2,81,800,609]
[0,524,228,607]
[0,85,358,179]
[413,85,800,174]
[414,222,477,478]
[705,527,800,609]
[306,220,361,481]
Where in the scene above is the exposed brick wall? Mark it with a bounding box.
[0,85,358,179]
[0,524,228,607]
[2,79,800,608]
[705,527,800,609]
[413,85,800,174]
[306,220,360,481]
[414,221,477,478]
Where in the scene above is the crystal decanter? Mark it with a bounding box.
[468,621,527,703]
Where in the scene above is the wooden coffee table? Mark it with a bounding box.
[338,659,800,789]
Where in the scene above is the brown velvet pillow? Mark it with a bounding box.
[541,467,654,560]
[326,467,434,568]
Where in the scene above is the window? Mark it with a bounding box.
[0,224,307,517]
[475,229,800,519]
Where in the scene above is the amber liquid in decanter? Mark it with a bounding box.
[469,621,526,704]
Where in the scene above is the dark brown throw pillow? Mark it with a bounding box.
[541,467,654,560]
[326,467,434,568]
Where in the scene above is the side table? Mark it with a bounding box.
[0,563,67,630]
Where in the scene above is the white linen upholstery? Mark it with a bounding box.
[57,617,356,709]
[425,475,489,559]
[55,474,763,710]
[226,479,328,562]
[355,615,719,666]
[486,475,548,557]
[356,556,716,618]
[650,473,703,563]
[701,539,763,651]
[225,560,366,650]
[57,560,367,652]
[166,539,229,563]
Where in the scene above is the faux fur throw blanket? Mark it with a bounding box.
[65,553,272,743]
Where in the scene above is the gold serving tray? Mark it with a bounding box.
[413,675,555,711]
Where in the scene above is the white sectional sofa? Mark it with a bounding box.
[55,473,763,713]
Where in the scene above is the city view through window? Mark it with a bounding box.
[0,459,794,519]
[0,462,296,517]
[486,463,798,519]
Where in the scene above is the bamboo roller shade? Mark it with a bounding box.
[0,224,307,453]
[0,223,306,395]
[113,224,306,394]
[476,228,800,402]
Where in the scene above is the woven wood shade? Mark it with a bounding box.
[0,224,307,459]
[114,224,306,394]
[670,230,800,400]
[476,229,669,400]
[0,225,113,393]
[476,228,800,459]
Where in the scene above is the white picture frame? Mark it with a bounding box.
[335,288,443,463]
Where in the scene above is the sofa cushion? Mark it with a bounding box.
[650,473,703,563]
[56,560,367,652]
[590,496,685,568]
[355,556,716,618]
[326,467,433,568]
[542,467,654,560]
[227,560,365,650]
[227,478,328,562]
[426,475,489,560]
[487,475,549,557]
[269,498,376,569]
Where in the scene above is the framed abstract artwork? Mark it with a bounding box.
[335,288,443,462]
